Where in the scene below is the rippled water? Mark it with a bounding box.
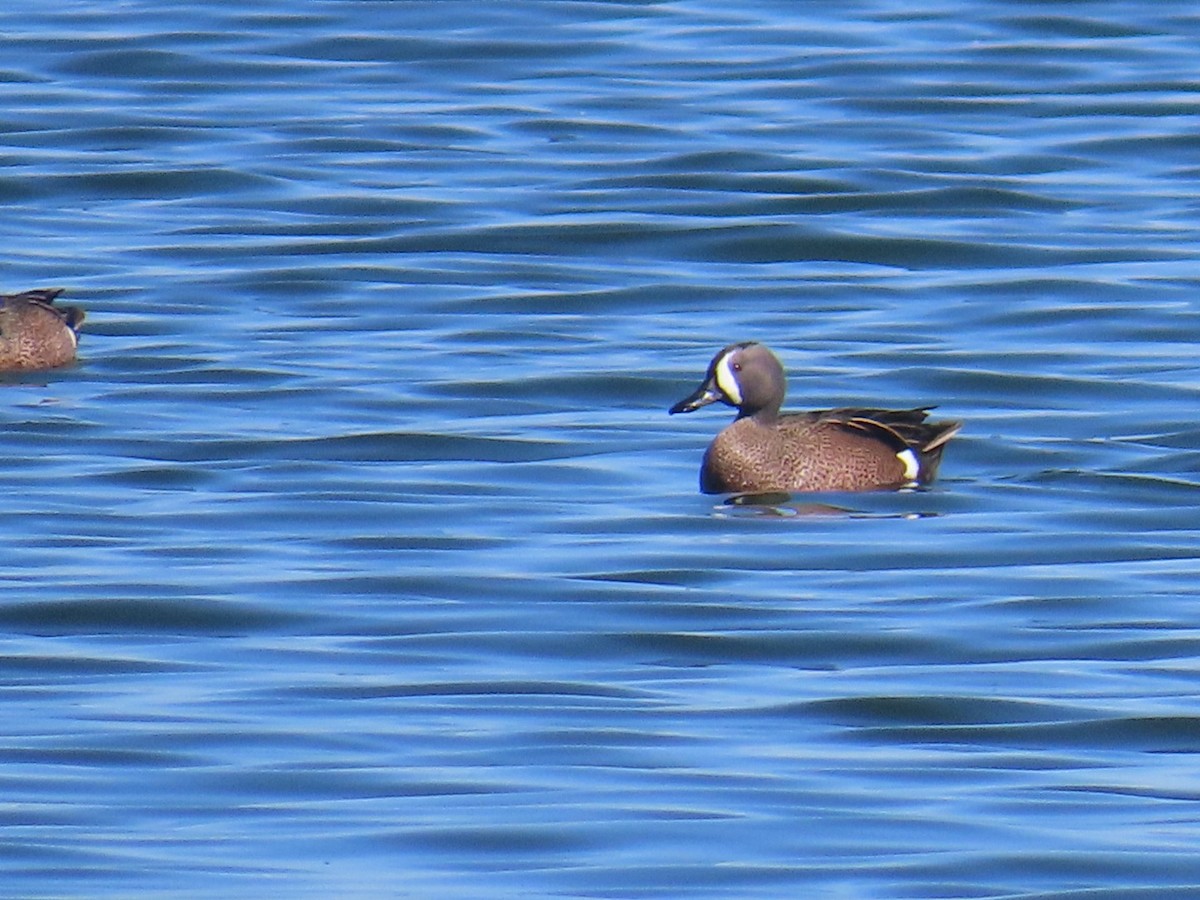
[4,1,1200,897]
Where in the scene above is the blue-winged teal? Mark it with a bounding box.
[670,341,961,494]
[0,289,85,372]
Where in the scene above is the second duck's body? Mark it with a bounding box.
[0,289,85,372]
[670,341,961,494]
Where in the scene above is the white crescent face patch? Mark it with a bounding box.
[713,350,742,406]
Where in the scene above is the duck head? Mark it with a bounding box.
[669,341,786,421]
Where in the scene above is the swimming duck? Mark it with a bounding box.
[0,289,85,372]
[670,341,961,494]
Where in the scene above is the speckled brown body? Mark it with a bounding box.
[670,342,961,495]
[700,408,955,494]
[0,289,84,372]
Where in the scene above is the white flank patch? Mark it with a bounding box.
[896,448,920,483]
[713,351,742,405]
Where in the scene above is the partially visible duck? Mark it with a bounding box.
[0,289,85,371]
[670,341,961,494]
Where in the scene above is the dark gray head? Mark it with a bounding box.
[669,341,787,421]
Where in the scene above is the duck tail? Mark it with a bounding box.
[915,419,962,483]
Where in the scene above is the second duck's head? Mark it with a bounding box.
[669,341,786,421]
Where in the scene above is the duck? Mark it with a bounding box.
[669,341,961,494]
[0,288,85,372]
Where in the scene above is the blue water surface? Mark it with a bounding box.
[3,1,1200,897]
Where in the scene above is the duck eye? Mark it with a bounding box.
[732,362,742,371]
